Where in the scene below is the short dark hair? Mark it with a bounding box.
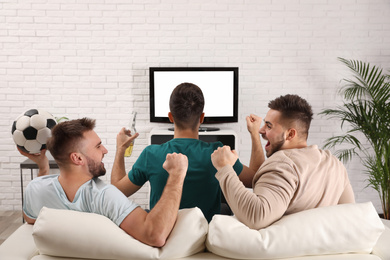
[268,94,313,139]
[169,82,205,130]
[46,118,96,167]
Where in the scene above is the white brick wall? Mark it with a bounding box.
[1,0,389,213]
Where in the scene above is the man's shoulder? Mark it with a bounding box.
[263,145,320,166]
[89,177,108,189]
[134,139,222,167]
[275,145,320,158]
[266,145,342,169]
[89,178,124,195]
[195,139,223,149]
[143,143,162,151]
[24,175,61,204]
[134,144,165,159]
[149,138,223,150]
[28,174,59,187]
[85,178,126,201]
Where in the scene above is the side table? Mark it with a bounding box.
[20,159,59,222]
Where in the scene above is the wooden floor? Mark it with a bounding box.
[0,211,24,246]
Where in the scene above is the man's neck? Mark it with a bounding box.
[58,169,92,202]
[173,127,199,139]
[284,140,308,150]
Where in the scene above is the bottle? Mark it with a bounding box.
[124,111,137,157]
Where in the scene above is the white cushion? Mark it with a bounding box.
[372,220,390,260]
[30,253,383,260]
[206,202,385,259]
[0,224,39,259]
[33,207,208,260]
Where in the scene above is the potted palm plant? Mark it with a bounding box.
[320,58,390,219]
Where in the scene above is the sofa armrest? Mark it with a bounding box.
[0,223,39,260]
[371,219,390,260]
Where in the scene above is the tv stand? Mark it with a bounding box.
[168,126,220,132]
[150,127,237,149]
[199,127,220,132]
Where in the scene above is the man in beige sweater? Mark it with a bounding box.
[211,94,355,230]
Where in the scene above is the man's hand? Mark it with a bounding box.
[163,153,188,178]
[17,147,49,176]
[112,128,140,194]
[211,146,239,171]
[116,127,139,153]
[246,114,262,135]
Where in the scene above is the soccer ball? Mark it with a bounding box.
[11,109,57,154]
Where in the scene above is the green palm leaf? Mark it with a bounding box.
[320,58,390,219]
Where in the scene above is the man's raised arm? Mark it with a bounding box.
[119,153,187,247]
[111,127,140,197]
[238,114,265,188]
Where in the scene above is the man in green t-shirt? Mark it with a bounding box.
[111,82,264,221]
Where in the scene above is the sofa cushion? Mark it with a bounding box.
[0,224,39,259]
[30,253,383,260]
[372,220,390,260]
[206,202,385,259]
[33,207,208,260]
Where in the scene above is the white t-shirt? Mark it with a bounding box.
[23,175,139,226]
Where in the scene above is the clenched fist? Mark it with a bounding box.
[211,146,239,171]
[163,153,188,178]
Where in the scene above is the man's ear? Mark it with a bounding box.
[200,113,205,124]
[168,112,174,123]
[286,128,296,141]
[70,152,83,165]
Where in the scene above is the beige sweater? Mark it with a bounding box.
[216,145,355,230]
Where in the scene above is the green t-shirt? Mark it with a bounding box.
[128,138,243,222]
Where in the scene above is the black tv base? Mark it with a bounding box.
[168,126,220,132]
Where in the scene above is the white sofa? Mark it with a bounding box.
[1,202,389,260]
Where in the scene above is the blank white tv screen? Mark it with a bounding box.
[152,70,236,119]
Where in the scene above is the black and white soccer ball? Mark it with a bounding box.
[11,109,57,154]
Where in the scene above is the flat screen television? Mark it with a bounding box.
[149,67,238,131]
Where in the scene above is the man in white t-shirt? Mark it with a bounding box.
[19,117,187,247]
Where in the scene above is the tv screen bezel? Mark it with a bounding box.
[149,67,239,124]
